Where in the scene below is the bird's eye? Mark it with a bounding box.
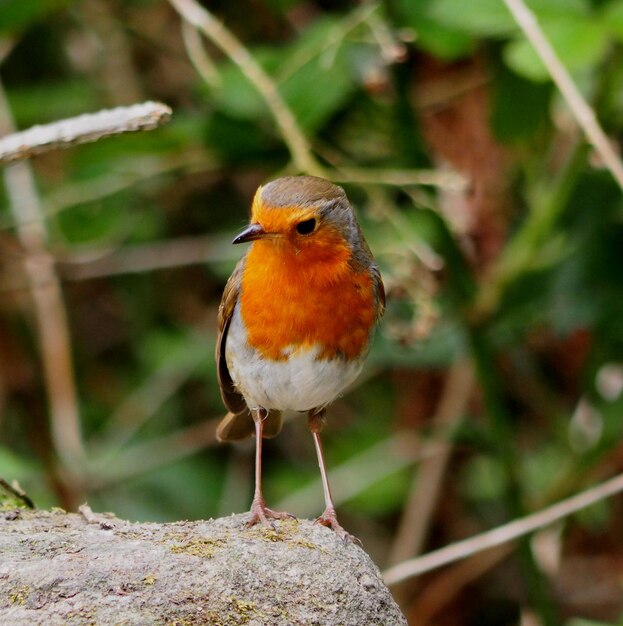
[295,218,317,235]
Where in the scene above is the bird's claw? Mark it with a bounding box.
[246,498,295,531]
[314,508,361,546]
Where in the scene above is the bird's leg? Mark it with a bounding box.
[247,407,294,530]
[308,410,361,545]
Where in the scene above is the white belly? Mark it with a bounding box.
[225,304,365,411]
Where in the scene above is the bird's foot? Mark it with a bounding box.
[315,507,361,546]
[246,497,295,531]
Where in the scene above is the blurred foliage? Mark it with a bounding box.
[1,0,623,624]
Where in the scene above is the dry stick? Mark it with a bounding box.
[181,19,221,87]
[56,234,235,281]
[0,81,85,472]
[0,149,209,233]
[171,2,464,191]
[383,471,623,585]
[387,359,474,566]
[332,167,467,192]
[279,2,379,81]
[79,0,144,106]
[168,0,323,177]
[365,8,407,64]
[503,0,623,191]
[0,477,35,509]
[0,102,172,164]
[0,99,173,479]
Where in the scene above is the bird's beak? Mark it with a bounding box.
[232,223,267,245]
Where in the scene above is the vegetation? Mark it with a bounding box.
[1,0,623,624]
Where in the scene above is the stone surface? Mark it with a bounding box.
[0,509,406,625]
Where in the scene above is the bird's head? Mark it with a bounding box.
[232,176,360,264]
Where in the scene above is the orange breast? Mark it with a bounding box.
[240,233,376,361]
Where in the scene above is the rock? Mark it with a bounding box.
[0,509,406,625]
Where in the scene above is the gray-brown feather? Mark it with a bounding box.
[216,257,247,415]
[216,409,284,442]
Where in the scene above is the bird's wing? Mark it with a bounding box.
[371,264,386,322]
[215,257,247,415]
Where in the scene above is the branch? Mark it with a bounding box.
[55,234,234,280]
[383,471,623,585]
[0,80,85,483]
[0,510,406,626]
[332,166,467,191]
[168,0,324,176]
[503,0,623,191]
[0,101,172,164]
[0,478,35,510]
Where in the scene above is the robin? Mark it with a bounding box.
[215,175,385,541]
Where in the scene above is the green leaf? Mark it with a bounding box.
[392,0,473,59]
[5,80,100,127]
[462,457,508,501]
[0,0,74,34]
[138,328,212,372]
[277,18,357,132]
[0,446,37,481]
[428,0,590,38]
[55,190,158,245]
[416,20,474,59]
[504,18,608,82]
[490,64,553,141]
[204,111,283,164]
[208,18,357,133]
[601,0,623,42]
[429,0,518,37]
[207,49,278,120]
[349,467,411,515]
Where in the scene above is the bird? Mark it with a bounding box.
[215,175,385,542]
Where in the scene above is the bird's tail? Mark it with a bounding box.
[216,409,283,442]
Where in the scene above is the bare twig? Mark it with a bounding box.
[78,0,144,105]
[383,471,623,585]
[168,0,323,176]
[364,8,407,64]
[364,186,444,272]
[0,102,172,164]
[278,2,379,81]
[0,478,35,509]
[56,233,235,280]
[0,80,85,474]
[78,503,115,529]
[332,166,467,192]
[503,0,623,190]
[0,150,209,232]
[181,19,221,87]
